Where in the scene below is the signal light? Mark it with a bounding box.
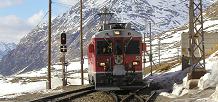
[61,32,66,44]
[60,45,67,52]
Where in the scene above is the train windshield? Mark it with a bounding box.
[125,41,140,54]
[115,41,123,55]
[96,40,112,55]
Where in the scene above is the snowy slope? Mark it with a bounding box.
[0,42,16,59]
[142,11,218,101]
[0,0,216,76]
[2,3,218,99]
[0,59,89,98]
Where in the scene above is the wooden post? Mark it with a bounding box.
[80,0,84,85]
[47,0,52,89]
[149,22,152,76]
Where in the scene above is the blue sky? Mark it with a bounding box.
[0,0,73,43]
[0,0,47,19]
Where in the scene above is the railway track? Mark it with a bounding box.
[146,91,157,102]
[30,86,95,102]
[106,86,158,102]
[120,93,144,102]
[29,85,158,102]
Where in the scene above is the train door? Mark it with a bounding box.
[113,39,126,76]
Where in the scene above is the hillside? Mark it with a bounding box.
[0,42,16,60]
[0,0,216,75]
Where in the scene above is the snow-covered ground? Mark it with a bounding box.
[1,17,218,101]
[142,19,218,101]
[0,80,46,98]
[144,49,218,101]
[0,59,89,98]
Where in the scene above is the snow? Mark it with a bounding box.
[210,85,218,101]
[149,49,218,101]
[159,92,177,98]
[198,51,218,90]
[143,17,218,98]
[66,59,88,71]
[16,68,47,77]
[0,59,89,98]
[144,63,189,91]
[0,42,16,59]
[141,17,218,101]
[1,0,218,100]
[195,98,217,102]
[0,80,46,98]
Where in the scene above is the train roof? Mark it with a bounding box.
[92,23,142,38]
[92,29,142,38]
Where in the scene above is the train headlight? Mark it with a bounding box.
[114,31,120,35]
[99,62,106,67]
[132,61,139,66]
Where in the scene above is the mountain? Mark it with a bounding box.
[147,0,218,64]
[0,42,16,60]
[0,0,216,76]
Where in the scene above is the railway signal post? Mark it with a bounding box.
[60,32,67,87]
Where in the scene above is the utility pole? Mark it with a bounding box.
[177,46,180,60]
[47,0,52,89]
[143,26,146,69]
[80,0,84,85]
[158,37,161,65]
[188,0,205,79]
[149,22,152,76]
[189,0,194,68]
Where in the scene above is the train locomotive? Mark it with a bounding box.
[88,10,146,90]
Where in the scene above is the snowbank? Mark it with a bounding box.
[144,64,189,92]
[171,76,189,96]
[198,62,218,89]
[0,59,90,98]
[198,51,218,90]
[0,79,46,98]
[169,51,218,97]
[67,59,88,71]
[210,85,218,101]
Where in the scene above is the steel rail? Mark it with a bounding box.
[108,92,119,102]
[120,93,144,102]
[30,86,94,102]
[146,91,156,102]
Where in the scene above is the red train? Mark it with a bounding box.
[87,22,146,90]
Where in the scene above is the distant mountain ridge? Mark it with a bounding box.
[0,42,16,60]
[0,0,216,75]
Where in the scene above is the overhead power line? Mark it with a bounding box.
[52,1,75,7]
[36,11,49,28]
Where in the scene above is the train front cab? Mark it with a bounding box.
[88,30,146,90]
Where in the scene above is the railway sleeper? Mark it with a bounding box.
[120,94,144,102]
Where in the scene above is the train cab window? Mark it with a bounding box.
[96,41,112,55]
[111,23,126,29]
[125,41,140,54]
[115,41,123,55]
